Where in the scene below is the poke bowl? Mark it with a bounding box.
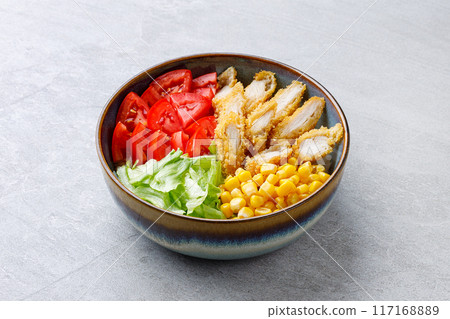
[96,53,349,260]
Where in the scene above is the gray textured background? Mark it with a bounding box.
[1,0,449,300]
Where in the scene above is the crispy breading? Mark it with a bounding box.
[217,66,237,88]
[213,67,239,115]
[245,80,305,148]
[215,112,247,175]
[244,140,292,175]
[271,80,306,126]
[245,99,277,148]
[292,123,344,162]
[214,82,245,118]
[244,71,276,115]
[272,96,325,139]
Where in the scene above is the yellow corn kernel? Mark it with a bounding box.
[260,163,277,175]
[250,195,265,208]
[235,167,245,176]
[231,188,244,198]
[315,164,325,173]
[220,191,232,203]
[230,197,246,213]
[277,164,296,179]
[259,181,276,198]
[284,164,297,176]
[238,207,254,218]
[237,170,252,183]
[297,163,312,179]
[220,203,233,219]
[224,176,240,192]
[297,184,309,194]
[242,181,258,197]
[288,157,298,166]
[309,174,321,182]
[252,173,264,186]
[255,207,272,216]
[289,174,300,185]
[266,173,279,185]
[286,192,301,206]
[275,196,286,208]
[299,193,309,200]
[318,171,330,183]
[309,180,323,193]
[224,175,233,183]
[276,180,297,197]
[263,201,276,210]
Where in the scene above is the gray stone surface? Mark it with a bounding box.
[1,0,449,300]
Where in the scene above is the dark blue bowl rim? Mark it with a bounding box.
[96,52,350,224]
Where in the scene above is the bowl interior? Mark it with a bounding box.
[98,53,347,212]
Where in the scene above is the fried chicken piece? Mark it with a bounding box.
[215,82,245,118]
[246,80,306,147]
[213,67,239,115]
[292,123,344,162]
[272,96,325,139]
[245,99,277,148]
[271,80,306,125]
[217,66,237,88]
[215,112,247,175]
[244,71,276,115]
[244,140,293,175]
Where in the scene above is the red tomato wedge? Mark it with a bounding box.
[147,130,171,161]
[147,99,183,135]
[112,122,132,163]
[192,72,217,93]
[141,69,192,106]
[170,131,189,152]
[184,116,217,137]
[193,87,215,101]
[167,92,211,129]
[116,92,150,132]
[185,127,212,157]
[129,122,152,165]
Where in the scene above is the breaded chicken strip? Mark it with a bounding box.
[271,80,306,125]
[215,82,245,118]
[272,96,325,139]
[244,71,276,115]
[215,112,246,175]
[246,80,306,147]
[244,140,292,175]
[213,67,238,115]
[245,99,277,148]
[292,123,344,162]
[217,66,237,88]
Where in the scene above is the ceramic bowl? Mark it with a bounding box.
[96,53,349,260]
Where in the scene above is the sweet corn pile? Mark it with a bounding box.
[219,158,331,219]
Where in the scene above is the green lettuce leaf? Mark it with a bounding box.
[116,150,225,219]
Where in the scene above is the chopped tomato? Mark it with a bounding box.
[184,116,217,137]
[116,92,150,132]
[185,127,212,157]
[129,122,152,165]
[141,69,192,106]
[193,87,215,101]
[147,130,171,161]
[170,131,189,152]
[192,72,217,93]
[167,92,211,129]
[112,122,131,163]
[147,99,183,135]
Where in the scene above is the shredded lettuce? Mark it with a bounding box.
[116,149,225,219]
